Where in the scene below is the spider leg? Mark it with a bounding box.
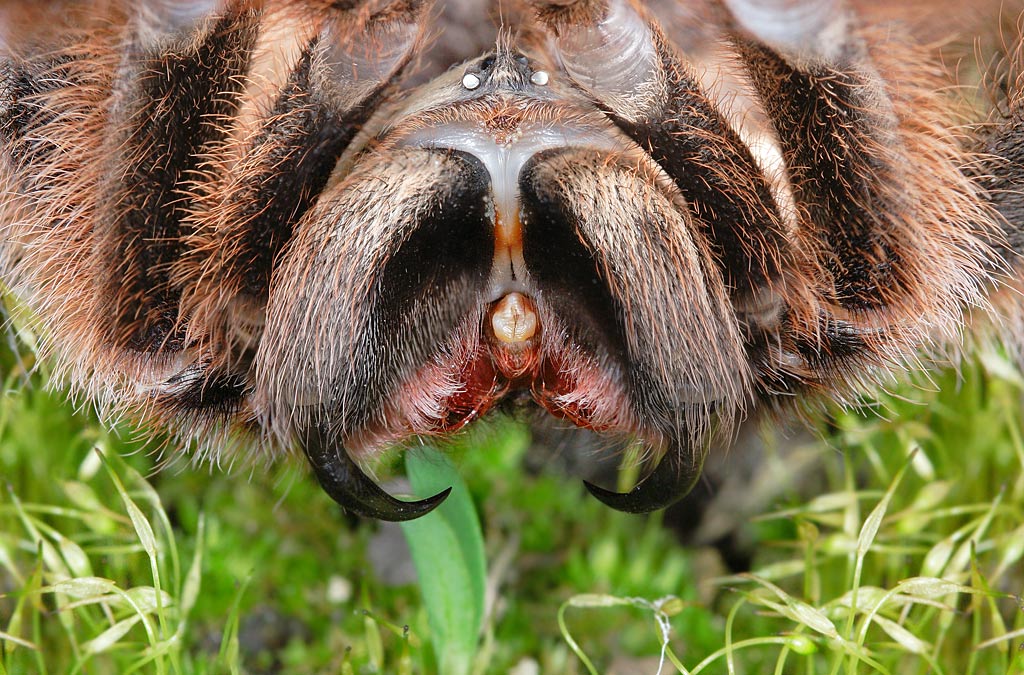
[527,0,791,302]
[978,57,1024,262]
[91,3,259,360]
[2,2,260,423]
[725,0,996,395]
[177,0,430,364]
[729,0,921,313]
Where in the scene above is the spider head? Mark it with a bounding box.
[257,36,746,520]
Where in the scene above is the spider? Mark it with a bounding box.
[1,0,1022,522]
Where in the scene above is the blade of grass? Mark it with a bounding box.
[401,447,486,675]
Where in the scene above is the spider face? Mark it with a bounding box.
[2,0,1022,521]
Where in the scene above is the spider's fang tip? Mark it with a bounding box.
[582,443,703,514]
[302,425,451,521]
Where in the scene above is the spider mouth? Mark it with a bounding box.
[300,286,709,522]
[350,291,638,453]
[326,286,711,520]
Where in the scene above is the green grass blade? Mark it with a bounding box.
[401,447,486,675]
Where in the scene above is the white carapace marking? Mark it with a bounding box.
[399,121,622,301]
[491,292,538,344]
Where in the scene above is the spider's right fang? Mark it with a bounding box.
[302,424,451,521]
[583,439,705,514]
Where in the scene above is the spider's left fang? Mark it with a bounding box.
[582,442,704,514]
[302,425,451,521]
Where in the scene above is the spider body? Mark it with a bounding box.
[1,0,1021,520]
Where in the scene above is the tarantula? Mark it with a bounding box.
[1,0,1022,521]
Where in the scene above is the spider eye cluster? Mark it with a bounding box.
[0,0,1020,521]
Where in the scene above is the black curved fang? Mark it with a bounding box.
[583,442,704,514]
[302,425,451,521]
